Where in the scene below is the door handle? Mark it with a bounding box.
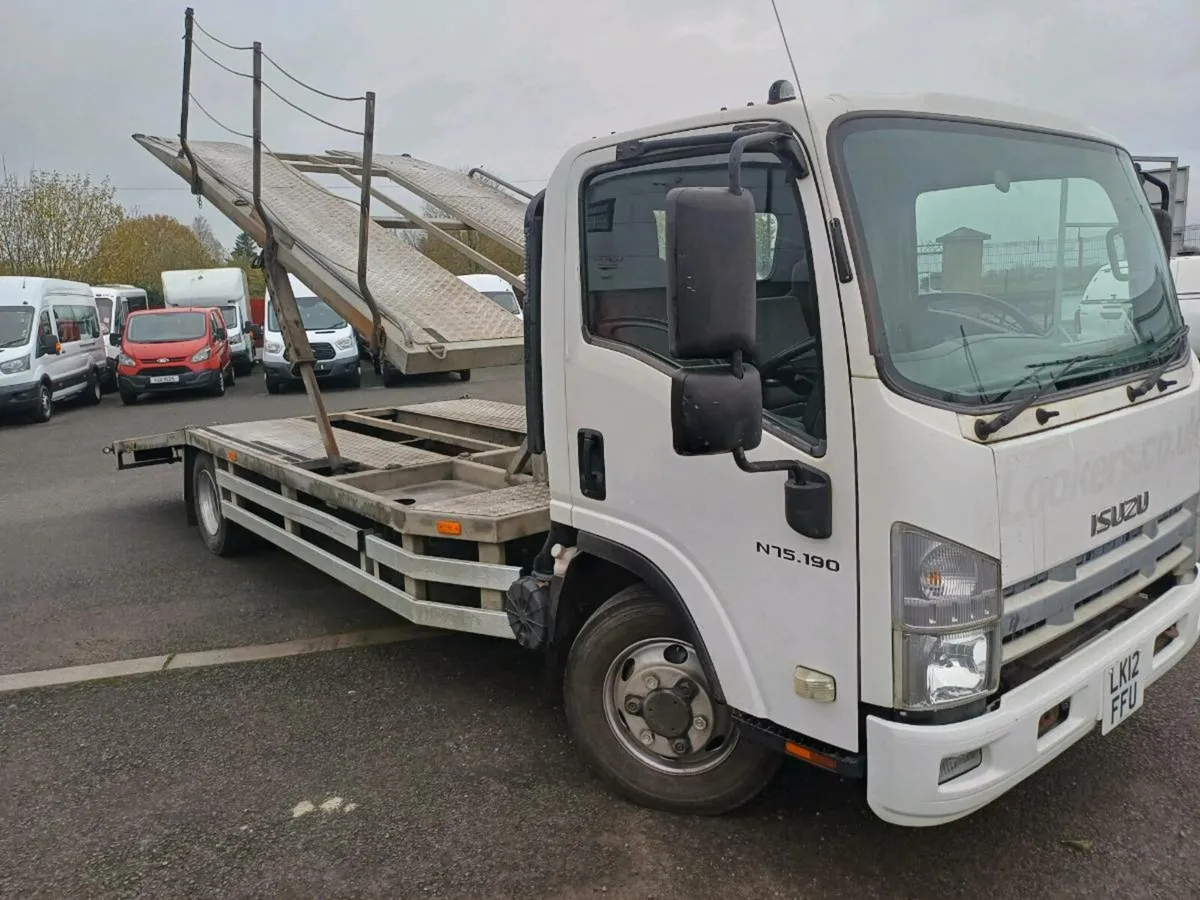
[577,429,607,501]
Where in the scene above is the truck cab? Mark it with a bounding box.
[520,87,1200,825]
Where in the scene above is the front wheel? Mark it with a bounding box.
[563,584,781,815]
[29,381,53,423]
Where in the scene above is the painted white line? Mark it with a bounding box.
[0,626,440,694]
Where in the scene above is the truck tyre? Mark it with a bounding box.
[457,369,472,382]
[192,454,253,557]
[381,359,402,388]
[563,584,781,815]
[29,380,53,423]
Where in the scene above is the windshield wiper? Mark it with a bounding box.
[1126,326,1190,402]
[974,353,1101,440]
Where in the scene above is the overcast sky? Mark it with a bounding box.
[1,0,1197,252]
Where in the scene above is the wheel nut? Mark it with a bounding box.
[643,674,660,690]
[639,730,654,745]
[671,738,690,755]
[624,696,643,715]
[693,716,708,731]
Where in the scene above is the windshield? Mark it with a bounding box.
[835,116,1182,407]
[219,306,240,328]
[0,307,35,349]
[267,296,346,331]
[482,290,521,315]
[126,311,208,343]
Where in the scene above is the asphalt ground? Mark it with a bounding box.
[1,363,1198,899]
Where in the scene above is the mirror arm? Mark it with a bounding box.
[732,446,807,482]
[728,131,791,195]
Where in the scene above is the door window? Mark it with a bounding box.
[95,297,113,333]
[581,152,825,442]
[72,305,101,339]
[52,305,80,342]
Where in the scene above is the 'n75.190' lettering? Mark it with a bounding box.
[756,542,841,573]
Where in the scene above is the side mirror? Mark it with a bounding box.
[664,185,762,455]
[108,333,122,347]
[39,333,60,355]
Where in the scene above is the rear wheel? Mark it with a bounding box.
[29,381,53,423]
[192,454,254,557]
[457,369,472,382]
[381,359,402,388]
[563,584,782,815]
[83,369,102,406]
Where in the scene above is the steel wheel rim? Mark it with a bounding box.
[196,468,222,536]
[602,637,738,775]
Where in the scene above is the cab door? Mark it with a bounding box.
[210,310,229,368]
[553,129,861,750]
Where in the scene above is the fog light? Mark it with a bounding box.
[938,748,982,784]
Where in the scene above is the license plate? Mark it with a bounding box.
[1101,647,1144,735]
[149,375,180,385]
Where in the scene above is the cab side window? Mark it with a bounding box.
[36,311,55,355]
[211,312,225,340]
[581,152,826,444]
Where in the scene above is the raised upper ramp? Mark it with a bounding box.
[132,135,524,374]
[333,151,527,256]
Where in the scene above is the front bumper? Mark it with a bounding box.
[865,569,1200,826]
[263,358,359,381]
[119,369,221,394]
[0,380,40,412]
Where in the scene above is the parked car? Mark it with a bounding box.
[161,268,257,377]
[0,276,106,423]
[262,274,362,393]
[116,307,234,405]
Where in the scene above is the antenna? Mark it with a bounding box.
[768,0,827,187]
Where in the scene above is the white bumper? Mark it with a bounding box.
[865,570,1200,827]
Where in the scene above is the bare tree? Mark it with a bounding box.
[191,215,227,265]
[0,164,125,280]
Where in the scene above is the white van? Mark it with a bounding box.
[0,276,107,423]
[457,273,523,321]
[91,284,152,390]
[161,268,256,376]
[262,274,361,393]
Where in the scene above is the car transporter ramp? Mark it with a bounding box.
[132,135,526,375]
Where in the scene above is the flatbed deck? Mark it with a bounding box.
[109,400,548,638]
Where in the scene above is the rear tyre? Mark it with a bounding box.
[192,453,254,557]
[83,369,102,406]
[563,584,782,815]
[457,369,472,382]
[29,381,53,423]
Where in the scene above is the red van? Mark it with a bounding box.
[117,307,234,405]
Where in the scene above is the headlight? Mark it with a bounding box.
[891,524,1001,710]
[0,356,30,374]
[265,341,283,355]
[191,346,211,363]
[335,336,354,351]
[229,334,244,346]
[118,352,136,368]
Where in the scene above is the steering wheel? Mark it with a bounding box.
[926,291,1042,335]
[757,335,819,388]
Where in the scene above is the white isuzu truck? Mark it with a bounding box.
[111,85,1200,826]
